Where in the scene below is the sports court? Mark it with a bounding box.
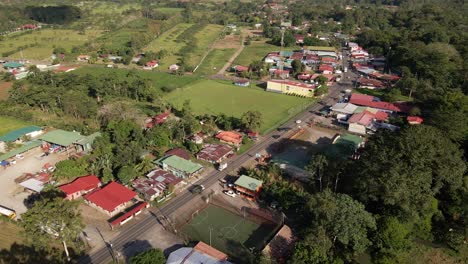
[180,205,279,262]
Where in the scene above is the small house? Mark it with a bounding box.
[215,131,243,147]
[144,60,159,70]
[158,155,203,178]
[59,175,101,200]
[169,64,180,71]
[196,144,233,164]
[407,116,423,125]
[76,55,90,62]
[234,79,250,87]
[84,181,137,217]
[234,175,263,201]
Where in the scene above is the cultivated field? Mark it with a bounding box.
[188,24,224,66]
[164,79,312,133]
[195,48,236,75]
[155,7,184,15]
[0,221,22,249]
[0,116,30,136]
[0,29,102,60]
[0,82,12,101]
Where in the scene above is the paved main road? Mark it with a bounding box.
[79,84,348,264]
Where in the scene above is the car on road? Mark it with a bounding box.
[190,185,205,194]
[295,120,302,124]
[223,190,236,197]
[9,160,16,165]
[15,154,24,160]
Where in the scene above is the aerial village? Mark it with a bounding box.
[0,1,465,264]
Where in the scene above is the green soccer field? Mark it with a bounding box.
[181,205,277,262]
[164,79,313,133]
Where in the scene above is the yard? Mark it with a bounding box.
[0,29,102,60]
[164,79,312,133]
[0,221,23,249]
[233,41,297,66]
[0,116,30,136]
[181,205,278,263]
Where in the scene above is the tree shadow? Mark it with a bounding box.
[0,243,66,264]
[120,239,152,261]
[225,239,255,264]
[163,243,184,257]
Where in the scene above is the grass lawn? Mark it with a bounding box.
[234,41,297,66]
[164,79,312,133]
[0,116,30,136]
[195,48,236,75]
[181,205,277,263]
[73,66,199,93]
[0,221,23,249]
[88,2,141,15]
[155,7,184,15]
[354,88,413,102]
[0,29,102,59]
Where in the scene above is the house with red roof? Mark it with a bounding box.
[132,169,182,201]
[321,57,336,66]
[144,60,159,70]
[290,52,304,60]
[319,64,334,74]
[295,35,304,44]
[76,55,90,62]
[231,65,249,73]
[349,93,408,113]
[59,175,101,200]
[273,69,290,79]
[145,111,170,128]
[84,182,137,216]
[196,144,234,164]
[165,148,191,160]
[407,116,423,125]
[356,78,385,89]
[216,131,243,147]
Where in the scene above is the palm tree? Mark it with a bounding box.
[306,155,328,192]
[135,157,154,175]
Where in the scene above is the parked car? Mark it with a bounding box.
[223,190,236,197]
[15,154,24,160]
[295,120,302,124]
[9,160,16,165]
[190,185,205,194]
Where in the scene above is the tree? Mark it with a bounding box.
[135,157,154,175]
[290,227,341,264]
[117,165,137,185]
[241,110,263,131]
[314,85,328,97]
[304,191,376,261]
[21,197,84,256]
[54,158,89,180]
[291,59,305,75]
[306,155,328,192]
[130,248,166,264]
[371,217,411,263]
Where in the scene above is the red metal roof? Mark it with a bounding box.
[274,69,290,75]
[194,242,228,261]
[146,60,158,67]
[357,77,384,88]
[348,111,375,126]
[197,144,233,162]
[59,175,101,196]
[84,182,136,212]
[216,131,243,144]
[407,116,423,124]
[350,94,406,112]
[319,64,334,72]
[234,65,249,72]
[110,202,148,226]
[165,148,191,160]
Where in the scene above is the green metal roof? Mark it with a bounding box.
[39,129,85,146]
[3,62,24,68]
[234,175,263,191]
[0,140,41,161]
[161,155,202,174]
[305,46,336,52]
[0,126,42,142]
[337,133,364,149]
[76,132,101,146]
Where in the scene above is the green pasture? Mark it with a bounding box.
[234,41,296,66]
[155,7,184,15]
[0,116,30,137]
[195,48,236,75]
[0,29,102,60]
[164,79,312,133]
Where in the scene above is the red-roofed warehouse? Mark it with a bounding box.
[84,182,137,216]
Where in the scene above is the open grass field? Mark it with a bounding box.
[181,205,277,262]
[233,41,297,66]
[187,24,224,66]
[73,66,199,92]
[155,7,184,15]
[0,116,30,136]
[195,48,236,75]
[0,29,102,60]
[0,221,23,249]
[164,79,312,133]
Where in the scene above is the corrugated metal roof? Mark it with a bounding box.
[162,155,203,174]
[0,140,41,161]
[0,126,42,142]
[234,175,263,191]
[39,129,85,146]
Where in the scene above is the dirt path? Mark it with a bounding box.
[216,30,247,75]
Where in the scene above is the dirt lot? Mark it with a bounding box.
[0,81,13,100]
[0,147,69,216]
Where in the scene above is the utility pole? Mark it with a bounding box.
[209,226,213,246]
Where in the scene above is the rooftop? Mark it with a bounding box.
[3,62,24,68]
[268,80,316,90]
[84,182,137,212]
[39,129,85,146]
[160,155,203,174]
[234,175,263,191]
[59,175,101,196]
[0,126,42,142]
[197,144,233,162]
[165,148,191,160]
[216,131,243,144]
[0,140,42,162]
[166,242,231,264]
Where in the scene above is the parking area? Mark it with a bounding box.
[0,147,68,216]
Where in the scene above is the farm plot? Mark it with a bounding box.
[0,82,13,101]
[0,29,102,60]
[186,24,224,66]
[164,79,312,133]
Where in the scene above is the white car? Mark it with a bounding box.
[9,160,16,165]
[295,120,302,124]
[223,190,236,197]
[15,154,24,160]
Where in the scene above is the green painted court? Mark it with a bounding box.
[181,205,278,262]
